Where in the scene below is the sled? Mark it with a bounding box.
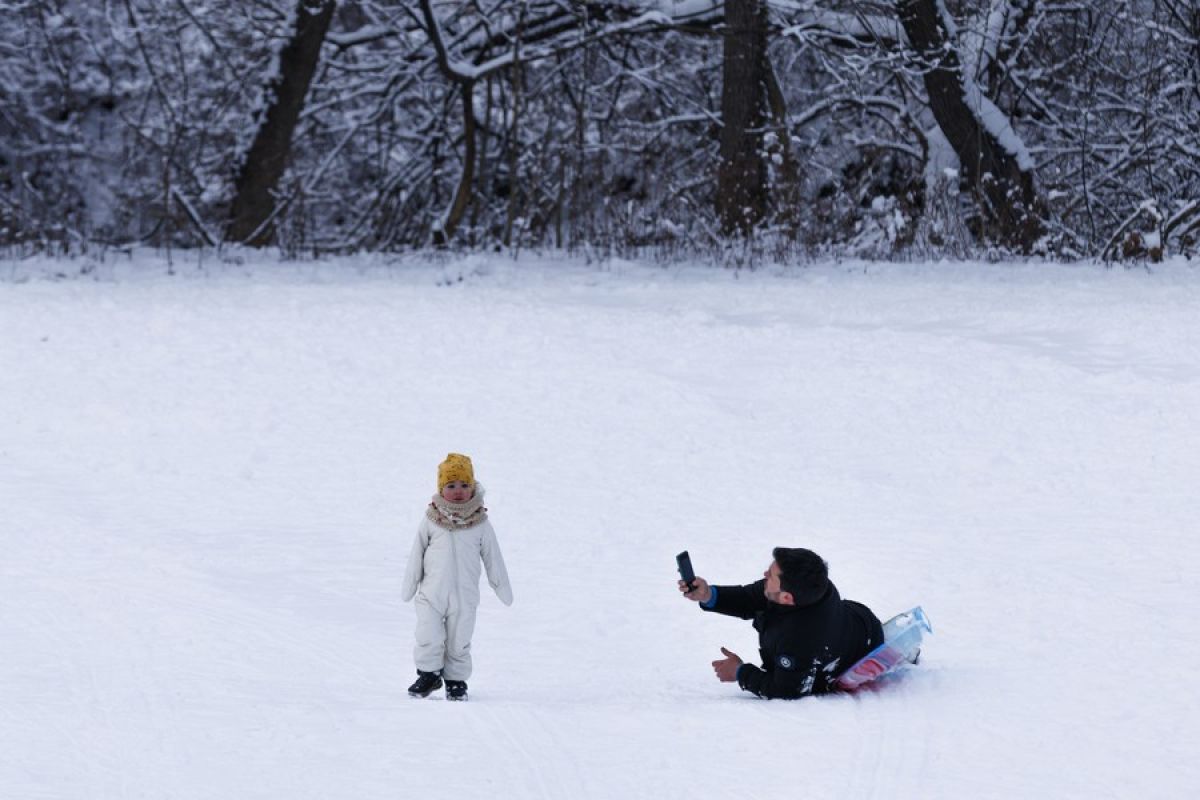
[835,606,932,691]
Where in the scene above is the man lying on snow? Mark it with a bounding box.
[679,547,883,699]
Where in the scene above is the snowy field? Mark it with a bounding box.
[3,253,1199,799]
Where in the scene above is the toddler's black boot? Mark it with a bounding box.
[445,680,468,701]
[408,670,443,698]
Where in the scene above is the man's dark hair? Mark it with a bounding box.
[772,547,829,606]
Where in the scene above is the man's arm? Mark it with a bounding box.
[735,658,824,700]
[736,636,845,699]
[701,579,769,620]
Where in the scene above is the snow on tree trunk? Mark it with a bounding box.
[896,0,1045,252]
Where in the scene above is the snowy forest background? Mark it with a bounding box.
[3,0,1199,262]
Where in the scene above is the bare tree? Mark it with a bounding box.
[716,0,770,236]
[895,0,1045,251]
[5,0,1198,259]
[227,0,336,246]
[415,0,483,246]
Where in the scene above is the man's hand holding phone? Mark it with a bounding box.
[678,575,712,603]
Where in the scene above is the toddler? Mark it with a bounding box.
[401,453,512,700]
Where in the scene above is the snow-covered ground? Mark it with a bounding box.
[3,253,1198,799]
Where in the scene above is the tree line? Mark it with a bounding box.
[1,1,1197,260]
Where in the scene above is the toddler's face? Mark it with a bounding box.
[440,481,474,503]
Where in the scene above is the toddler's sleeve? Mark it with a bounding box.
[480,523,513,606]
[400,522,430,602]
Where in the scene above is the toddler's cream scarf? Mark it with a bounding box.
[427,484,488,530]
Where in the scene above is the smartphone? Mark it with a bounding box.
[676,551,697,591]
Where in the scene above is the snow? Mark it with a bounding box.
[778,5,907,47]
[3,252,1199,798]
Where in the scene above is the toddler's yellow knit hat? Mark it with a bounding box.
[437,453,475,489]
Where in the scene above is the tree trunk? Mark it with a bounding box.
[226,0,336,246]
[434,84,477,247]
[716,0,769,237]
[896,0,1044,252]
[419,0,479,246]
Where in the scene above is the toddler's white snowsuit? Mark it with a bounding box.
[401,514,512,680]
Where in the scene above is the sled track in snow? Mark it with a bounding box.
[842,674,932,798]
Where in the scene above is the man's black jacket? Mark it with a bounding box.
[703,579,883,699]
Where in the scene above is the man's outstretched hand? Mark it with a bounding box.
[678,576,712,604]
[712,646,743,682]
